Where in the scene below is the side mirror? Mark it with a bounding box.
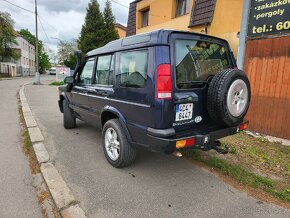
[64,76,74,84]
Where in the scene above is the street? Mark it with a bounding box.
[0,78,42,218]
[24,81,290,218]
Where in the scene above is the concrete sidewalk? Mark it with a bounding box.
[0,78,42,218]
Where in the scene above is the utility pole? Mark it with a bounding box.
[237,0,251,70]
[34,0,40,84]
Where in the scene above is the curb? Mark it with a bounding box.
[19,85,88,218]
[245,131,290,146]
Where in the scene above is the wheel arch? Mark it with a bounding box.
[59,92,69,113]
[101,106,132,142]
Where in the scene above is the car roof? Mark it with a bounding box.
[86,29,228,57]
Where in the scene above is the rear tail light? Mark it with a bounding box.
[176,137,195,149]
[156,64,172,100]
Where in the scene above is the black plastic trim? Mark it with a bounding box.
[147,127,176,137]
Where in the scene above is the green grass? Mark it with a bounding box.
[49,81,65,86]
[23,129,32,152]
[181,149,290,202]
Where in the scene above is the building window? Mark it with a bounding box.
[176,0,190,17]
[141,8,149,28]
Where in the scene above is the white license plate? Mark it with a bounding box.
[175,103,193,122]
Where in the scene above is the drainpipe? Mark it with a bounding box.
[237,0,251,70]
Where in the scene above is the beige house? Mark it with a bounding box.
[11,32,36,76]
[0,62,17,77]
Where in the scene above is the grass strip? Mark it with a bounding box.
[49,81,65,86]
[182,149,290,202]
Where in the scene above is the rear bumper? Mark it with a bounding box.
[146,125,242,154]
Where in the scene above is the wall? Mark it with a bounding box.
[115,26,126,38]
[13,36,35,76]
[135,0,243,56]
[0,63,17,77]
[244,36,290,139]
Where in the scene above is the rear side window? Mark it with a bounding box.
[119,50,147,88]
[95,55,114,86]
[175,39,231,89]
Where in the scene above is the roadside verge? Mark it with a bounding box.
[19,85,87,218]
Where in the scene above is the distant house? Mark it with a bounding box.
[114,23,127,38]
[11,31,36,76]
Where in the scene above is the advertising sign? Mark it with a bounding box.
[247,0,290,38]
[56,66,70,81]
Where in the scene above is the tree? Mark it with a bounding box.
[64,53,77,70]
[103,0,119,44]
[19,29,51,73]
[57,40,77,69]
[0,12,19,62]
[78,0,105,53]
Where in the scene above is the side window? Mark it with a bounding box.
[95,55,114,86]
[119,50,147,88]
[79,58,94,85]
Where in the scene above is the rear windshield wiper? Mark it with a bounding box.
[186,45,201,79]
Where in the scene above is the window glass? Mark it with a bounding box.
[79,59,94,85]
[176,0,190,17]
[141,9,149,27]
[95,55,113,85]
[175,39,230,89]
[120,51,147,88]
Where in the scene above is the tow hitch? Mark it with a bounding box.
[200,140,228,154]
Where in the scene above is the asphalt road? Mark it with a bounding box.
[25,83,290,218]
[0,77,42,218]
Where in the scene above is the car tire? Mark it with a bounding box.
[63,100,76,129]
[207,69,251,126]
[102,119,136,168]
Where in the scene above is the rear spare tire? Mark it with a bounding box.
[207,69,251,126]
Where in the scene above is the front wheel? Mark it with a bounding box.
[102,119,136,168]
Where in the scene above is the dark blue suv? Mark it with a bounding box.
[58,30,251,168]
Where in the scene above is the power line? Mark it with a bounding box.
[38,15,50,43]
[38,15,58,32]
[109,0,129,9]
[1,0,34,13]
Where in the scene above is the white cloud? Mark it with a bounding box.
[0,0,132,54]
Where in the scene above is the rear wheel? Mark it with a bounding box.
[102,119,136,168]
[207,69,251,126]
[63,100,76,129]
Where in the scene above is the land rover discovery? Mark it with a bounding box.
[58,30,251,168]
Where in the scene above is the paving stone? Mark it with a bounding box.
[61,205,87,218]
[41,163,75,210]
[33,142,49,163]
[28,126,44,143]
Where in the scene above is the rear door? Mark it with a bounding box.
[170,33,234,132]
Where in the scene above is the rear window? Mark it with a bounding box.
[175,39,231,89]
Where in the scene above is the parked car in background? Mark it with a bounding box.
[58,30,251,168]
[48,67,56,75]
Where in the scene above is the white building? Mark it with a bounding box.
[11,32,36,76]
